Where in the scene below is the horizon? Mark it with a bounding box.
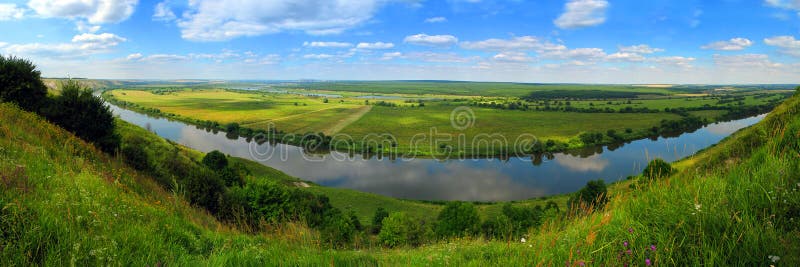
[2,0,800,83]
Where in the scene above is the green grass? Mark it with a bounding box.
[2,89,798,265]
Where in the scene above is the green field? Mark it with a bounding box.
[103,84,788,156]
[2,89,798,265]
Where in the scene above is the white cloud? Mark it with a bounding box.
[355,42,395,49]
[424,16,447,23]
[492,51,534,63]
[649,56,695,68]
[540,47,606,60]
[303,41,353,48]
[0,4,25,20]
[405,52,476,63]
[76,20,102,33]
[764,35,800,56]
[403,34,458,47]
[176,0,389,41]
[606,52,645,62]
[3,32,126,58]
[303,54,336,60]
[126,53,142,60]
[27,0,138,24]
[714,54,782,68]
[153,1,176,21]
[141,54,191,62]
[701,38,753,51]
[554,0,609,29]
[618,44,663,54]
[765,0,800,11]
[380,52,402,60]
[460,36,543,51]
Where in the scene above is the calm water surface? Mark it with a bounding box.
[107,102,764,201]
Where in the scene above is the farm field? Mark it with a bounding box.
[103,84,789,156]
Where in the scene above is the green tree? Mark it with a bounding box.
[202,150,228,171]
[643,158,674,180]
[0,55,48,111]
[378,212,425,247]
[435,202,480,238]
[371,207,390,234]
[44,80,119,153]
[568,179,608,211]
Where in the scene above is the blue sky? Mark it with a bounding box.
[1,0,799,83]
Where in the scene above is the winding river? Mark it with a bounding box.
[106,102,765,201]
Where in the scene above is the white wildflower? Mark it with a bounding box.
[768,255,780,262]
[520,238,526,243]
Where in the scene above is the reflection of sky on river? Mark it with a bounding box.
[109,103,765,201]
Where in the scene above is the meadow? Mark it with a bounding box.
[2,87,797,265]
[103,83,788,156]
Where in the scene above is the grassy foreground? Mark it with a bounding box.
[1,90,799,265]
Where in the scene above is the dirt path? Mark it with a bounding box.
[326,105,372,134]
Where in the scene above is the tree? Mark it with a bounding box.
[122,145,149,171]
[378,212,425,247]
[202,150,228,171]
[435,202,480,238]
[642,158,674,180]
[0,55,48,111]
[43,80,119,153]
[568,179,608,211]
[225,122,240,134]
[371,207,390,234]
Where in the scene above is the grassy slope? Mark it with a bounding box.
[2,91,798,265]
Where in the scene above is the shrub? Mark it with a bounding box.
[378,212,425,247]
[0,55,48,111]
[435,202,480,238]
[320,210,356,248]
[568,179,608,211]
[643,158,674,180]
[121,145,149,171]
[371,207,390,234]
[500,203,543,237]
[481,214,513,240]
[43,80,119,153]
[182,167,225,214]
[202,150,228,171]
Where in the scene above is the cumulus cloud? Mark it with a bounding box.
[540,47,606,60]
[649,56,695,68]
[492,51,534,63]
[380,52,402,60]
[126,53,143,60]
[303,41,353,48]
[554,0,609,29]
[355,42,394,49]
[460,36,543,51]
[765,0,800,11]
[606,52,645,62]
[403,34,458,47]
[764,35,800,57]
[701,38,753,51]
[176,0,390,41]
[424,16,447,23]
[2,32,126,58]
[27,0,138,24]
[153,1,176,21]
[405,52,476,63]
[714,54,782,68]
[0,4,25,20]
[618,44,663,54]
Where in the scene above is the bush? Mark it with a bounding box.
[371,207,390,234]
[378,212,426,247]
[121,145,149,171]
[182,167,226,214]
[481,214,513,240]
[202,150,228,171]
[568,179,608,211]
[643,158,674,180]
[435,202,480,238]
[501,203,543,237]
[0,55,48,111]
[43,80,119,153]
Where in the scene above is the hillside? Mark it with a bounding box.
[1,90,799,265]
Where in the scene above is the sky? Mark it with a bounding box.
[0,0,799,84]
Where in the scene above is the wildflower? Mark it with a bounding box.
[650,244,656,251]
[627,249,632,255]
[694,203,702,211]
[623,241,628,247]
[768,255,780,263]
[520,238,526,243]
[578,260,585,267]
[646,258,652,266]
[628,228,633,233]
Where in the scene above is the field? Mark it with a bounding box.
[2,88,798,265]
[103,82,789,156]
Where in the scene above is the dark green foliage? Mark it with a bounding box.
[202,150,228,171]
[218,167,244,187]
[579,131,604,145]
[568,179,608,211]
[225,122,240,133]
[522,90,643,101]
[348,211,363,231]
[122,145,149,171]
[643,158,674,180]
[320,209,356,247]
[378,212,427,247]
[435,202,480,238]
[371,207,389,234]
[182,167,226,214]
[43,80,119,153]
[481,214,513,240]
[0,55,48,111]
[502,203,543,236]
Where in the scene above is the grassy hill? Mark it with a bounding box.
[1,90,799,265]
